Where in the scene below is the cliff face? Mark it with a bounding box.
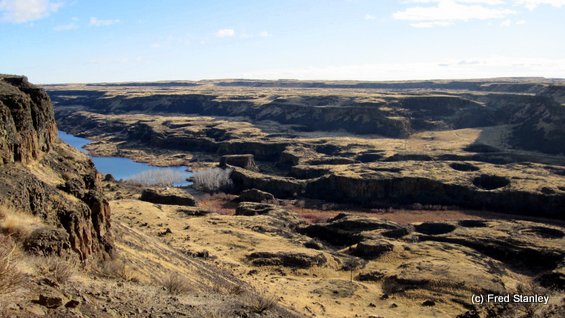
[0,76,57,165]
[0,75,112,260]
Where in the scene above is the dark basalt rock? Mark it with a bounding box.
[299,213,403,246]
[357,271,385,282]
[235,202,285,216]
[238,188,276,203]
[246,251,326,268]
[23,227,71,256]
[382,226,413,238]
[230,168,305,199]
[0,75,57,166]
[352,240,394,259]
[0,76,113,260]
[140,188,196,206]
[219,154,259,171]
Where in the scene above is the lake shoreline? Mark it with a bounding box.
[58,130,192,186]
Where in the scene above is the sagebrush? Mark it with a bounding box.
[162,273,192,294]
[0,236,25,296]
[34,256,76,284]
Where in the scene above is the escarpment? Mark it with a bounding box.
[48,79,565,219]
[0,75,112,260]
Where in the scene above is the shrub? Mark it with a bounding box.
[34,256,76,284]
[126,169,188,186]
[162,273,192,294]
[94,258,127,279]
[246,293,277,314]
[192,168,233,193]
[0,236,25,296]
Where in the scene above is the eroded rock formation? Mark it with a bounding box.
[0,75,112,260]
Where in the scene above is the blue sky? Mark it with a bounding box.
[1,0,564,83]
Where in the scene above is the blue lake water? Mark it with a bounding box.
[58,130,191,186]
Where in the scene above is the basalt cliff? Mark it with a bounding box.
[49,79,565,219]
[0,75,112,260]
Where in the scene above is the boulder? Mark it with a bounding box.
[352,240,394,259]
[357,271,386,282]
[235,202,286,217]
[219,154,259,171]
[177,207,210,217]
[23,227,71,256]
[140,188,196,206]
[35,291,67,309]
[246,251,326,268]
[238,188,276,203]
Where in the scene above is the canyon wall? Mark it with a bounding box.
[0,75,112,260]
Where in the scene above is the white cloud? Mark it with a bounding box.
[259,31,270,37]
[89,17,120,27]
[0,0,61,23]
[364,14,376,20]
[215,28,236,38]
[514,0,565,9]
[393,0,516,27]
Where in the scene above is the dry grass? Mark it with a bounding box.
[94,257,127,279]
[0,205,42,240]
[34,256,76,284]
[300,212,331,224]
[0,236,26,296]
[197,193,237,215]
[243,292,277,314]
[161,272,192,294]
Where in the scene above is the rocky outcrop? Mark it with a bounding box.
[219,154,259,171]
[298,214,405,246]
[0,75,57,165]
[304,171,565,218]
[238,188,276,203]
[140,188,197,206]
[0,75,112,260]
[230,168,306,199]
[351,240,394,259]
[246,251,327,268]
[235,202,286,216]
